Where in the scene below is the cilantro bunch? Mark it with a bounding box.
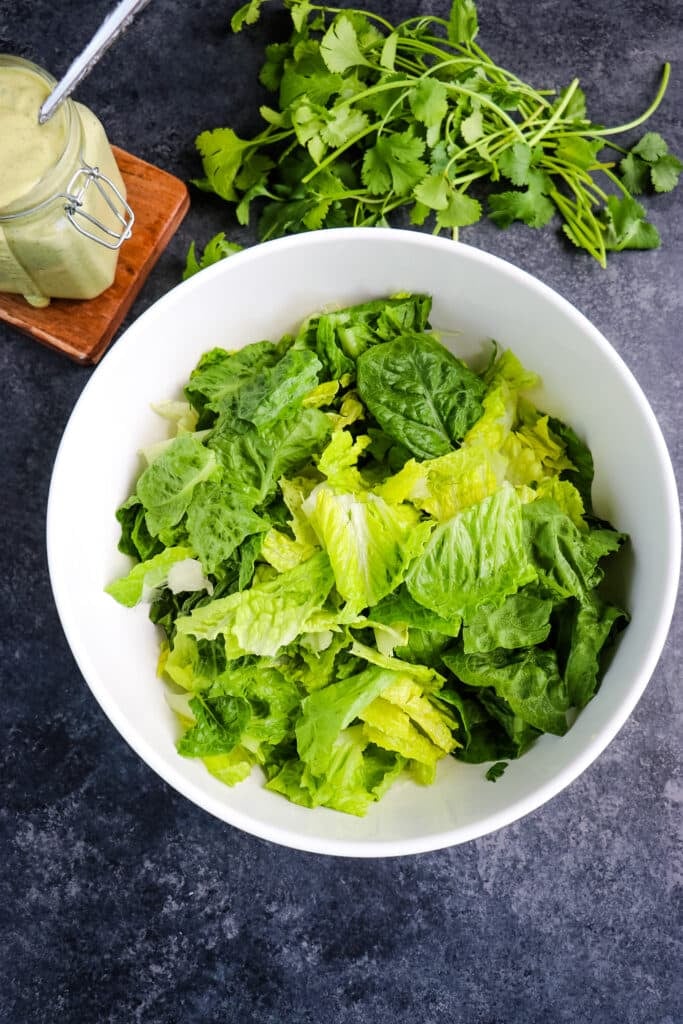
[189,0,681,267]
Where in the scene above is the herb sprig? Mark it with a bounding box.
[188,0,680,268]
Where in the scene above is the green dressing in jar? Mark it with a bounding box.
[0,55,132,307]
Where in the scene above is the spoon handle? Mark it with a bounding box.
[39,0,153,124]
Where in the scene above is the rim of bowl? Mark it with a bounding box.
[47,228,681,857]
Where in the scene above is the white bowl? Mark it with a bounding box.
[47,228,680,857]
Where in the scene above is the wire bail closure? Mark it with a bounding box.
[64,161,134,250]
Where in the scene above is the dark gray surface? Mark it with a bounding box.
[1,1,681,1021]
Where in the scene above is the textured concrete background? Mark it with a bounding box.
[1,1,681,1021]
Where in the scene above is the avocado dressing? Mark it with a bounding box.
[0,56,132,307]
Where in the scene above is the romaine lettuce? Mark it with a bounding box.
[106,294,629,815]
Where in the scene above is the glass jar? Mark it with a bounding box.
[0,55,133,307]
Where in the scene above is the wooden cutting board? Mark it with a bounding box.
[0,146,190,363]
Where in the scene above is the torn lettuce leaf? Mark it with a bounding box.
[105,545,198,607]
[357,332,487,458]
[304,483,432,609]
[176,551,335,657]
[406,484,536,621]
[136,434,219,537]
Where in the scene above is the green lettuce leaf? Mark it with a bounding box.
[407,485,536,620]
[107,294,631,815]
[376,443,505,520]
[184,341,283,421]
[219,664,302,749]
[371,584,461,636]
[296,665,399,775]
[462,586,553,653]
[115,495,163,561]
[359,675,458,762]
[443,647,570,735]
[106,545,197,607]
[547,415,595,511]
[208,407,331,506]
[296,293,433,378]
[136,433,219,537]
[162,631,226,691]
[348,638,444,688]
[176,550,335,656]
[260,527,318,572]
[394,628,451,668]
[230,348,322,429]
[304,484,432,608]
[559,593,629,708]
[202,748,253,786]
[186,480,269,574]
[316,428,372,490]
[522,497,625,599]
[176,692,251,757]
[357,332,486,458]
[437,689,540,763]
[266,727,405,816]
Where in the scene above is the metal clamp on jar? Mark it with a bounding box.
[0,55,133,307]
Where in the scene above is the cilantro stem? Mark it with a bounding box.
[444,100,548,178]
[527,78,581,146]
[550,187,606,266]
[584,63,671,137]
[302,78,524,187]
[468,41,555,110]
[599,166,633,199]
[394,39,482,68]
[305,1,397,35]
[540,157,610,203]
[450,168,488,188]
[444,85,526,140]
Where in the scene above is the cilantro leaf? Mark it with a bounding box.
[230,0,264,33]
[194,128,251,202]
[601,195,660,251]
[380,31,398,71]
[461,105,484,144]
[409,78,449,130]
[259,42,289,93]
[650,153,683,193]
[291,99,328,161]
[321,106,370,148]
[191,0,678,267]
[320,16,373,73]
[551,84,588,123]
[618,137,681,195]
[554,137,603,170]
[488,171,555,229]
[485,760,508,782]
[632,131,669,162]
[362,132,427,196]
[413,173,450,210]
[290,0,313,33]
[448,0,479,45]
[618,152,650,195]
[279,49,344,109]
[183,234,243,280]
[498,142,533,186]
[436,189,482,229]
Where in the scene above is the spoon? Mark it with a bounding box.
[38,0,153,124]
